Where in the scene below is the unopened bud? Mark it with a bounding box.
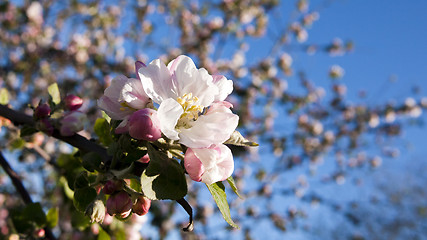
[60,111,86,136]
[106,191,132,218]
[85,199,106,223]
[103,180,123,195]
[128,108,161,141]
[64,94,83,111]
[36,118,54,135]
[132,196,151,216]
[34,229,45,238]
[34,103,51,119]
[138,154,150,164]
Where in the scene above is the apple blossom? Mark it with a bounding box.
[64,94,83,111]
[106,191,133,218]
[127,108,162,141]
[34,103,51,119]
[60,111,86,136]
[132,196,151,216]
[184,144,234,185]
[138,55,238,148]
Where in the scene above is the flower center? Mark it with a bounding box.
[176,93,204,129]
[119,102,138,112]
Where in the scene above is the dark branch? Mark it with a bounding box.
[0,104,109,161]
[0,152,57,240]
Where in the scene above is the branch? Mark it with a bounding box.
[0,152,57,240]
[0,104,109,161]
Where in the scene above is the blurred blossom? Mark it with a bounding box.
[60,111,86,136]
[369,114,380,128]
[385,111,396,123]
[409,106,422,118]
[329,65,345,79]
[297,0,309,12]
[404,97,416,108]
[26,2,43,25]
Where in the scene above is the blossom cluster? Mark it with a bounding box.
[98,55,239,184]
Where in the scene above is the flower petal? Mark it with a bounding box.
[120,78,150,109]
[98,96,132,120]
[138,59,176,104]
[157,98,183,140]
[212,75,233,102]
[179,105,239,148]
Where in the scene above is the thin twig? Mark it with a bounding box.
[0,152,57,240]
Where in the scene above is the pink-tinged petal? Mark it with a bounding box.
[138,59,176,104]
[184,148,204,182]
[114,117,129,134]
[120,78,150,109]
[60,111,86,136]
[98,96,132,120]
[157,98,183,140]
[135,61,146,80]
[212,75,233,102]
[186,144,234,185]
[207,101,234,114]
[179,107,239,148]
[104,75,129,102]
[127,109,162,141]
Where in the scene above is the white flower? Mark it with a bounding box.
[138,55,238,148]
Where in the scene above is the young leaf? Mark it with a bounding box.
[46,207,59,228]
[227,176,243,199]
[94,118,113,146]
[82,152,103,172]
[224,130,259,147]
[48,83,61,105]
[206,182,239,228]
[73,187,97,212]
[141,144,187,200]
[0,88,9,105]
[98,227,111,240]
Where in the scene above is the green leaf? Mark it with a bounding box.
[129,178,142,193]
[20,125,38,137]
[123,149,147,165]
[227,176,243,199]
[10,138,25,150]
[82,152,103,172]
[73,187,97,212]
[46,207,59,228]
[71,211,90,231]
[206,182,239,228]
[0,88,9,105]
[224,130,259,147]
[141,144,187,200]
[94,118,113,146]
[98,227,111,240]
[48,83,61,105]
[74,171,89,189]
[22,202,47,227]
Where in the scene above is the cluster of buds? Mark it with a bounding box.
[33,94,85,136]
[100,179,151,220]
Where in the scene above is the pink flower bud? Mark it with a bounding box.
[106,191,133,218]
[35,229,45,238]
[34,103,51,119]
[64,94,83,111]
[132,196,151,216]
[103,180,123,195]
[60,111,86,136]
[138,154,150,163]
[184,144,234,185]
[36,118,54,135]
[127,108,161,141]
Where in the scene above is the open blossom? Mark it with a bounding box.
[138,55,239,148]
[184,144,234,184]
[98,74,151,131]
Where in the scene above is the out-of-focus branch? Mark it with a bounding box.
[0,104,109,161]
[0,152,57,240]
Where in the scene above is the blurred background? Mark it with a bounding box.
[0,0,426,239]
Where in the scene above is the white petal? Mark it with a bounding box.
[179,107,239,148]
[97,96,132,120]
[120,78,150,109]
[138,59,176,104]
[104,75,129,102]
[212,75,233,102]
[157,98,183,140]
